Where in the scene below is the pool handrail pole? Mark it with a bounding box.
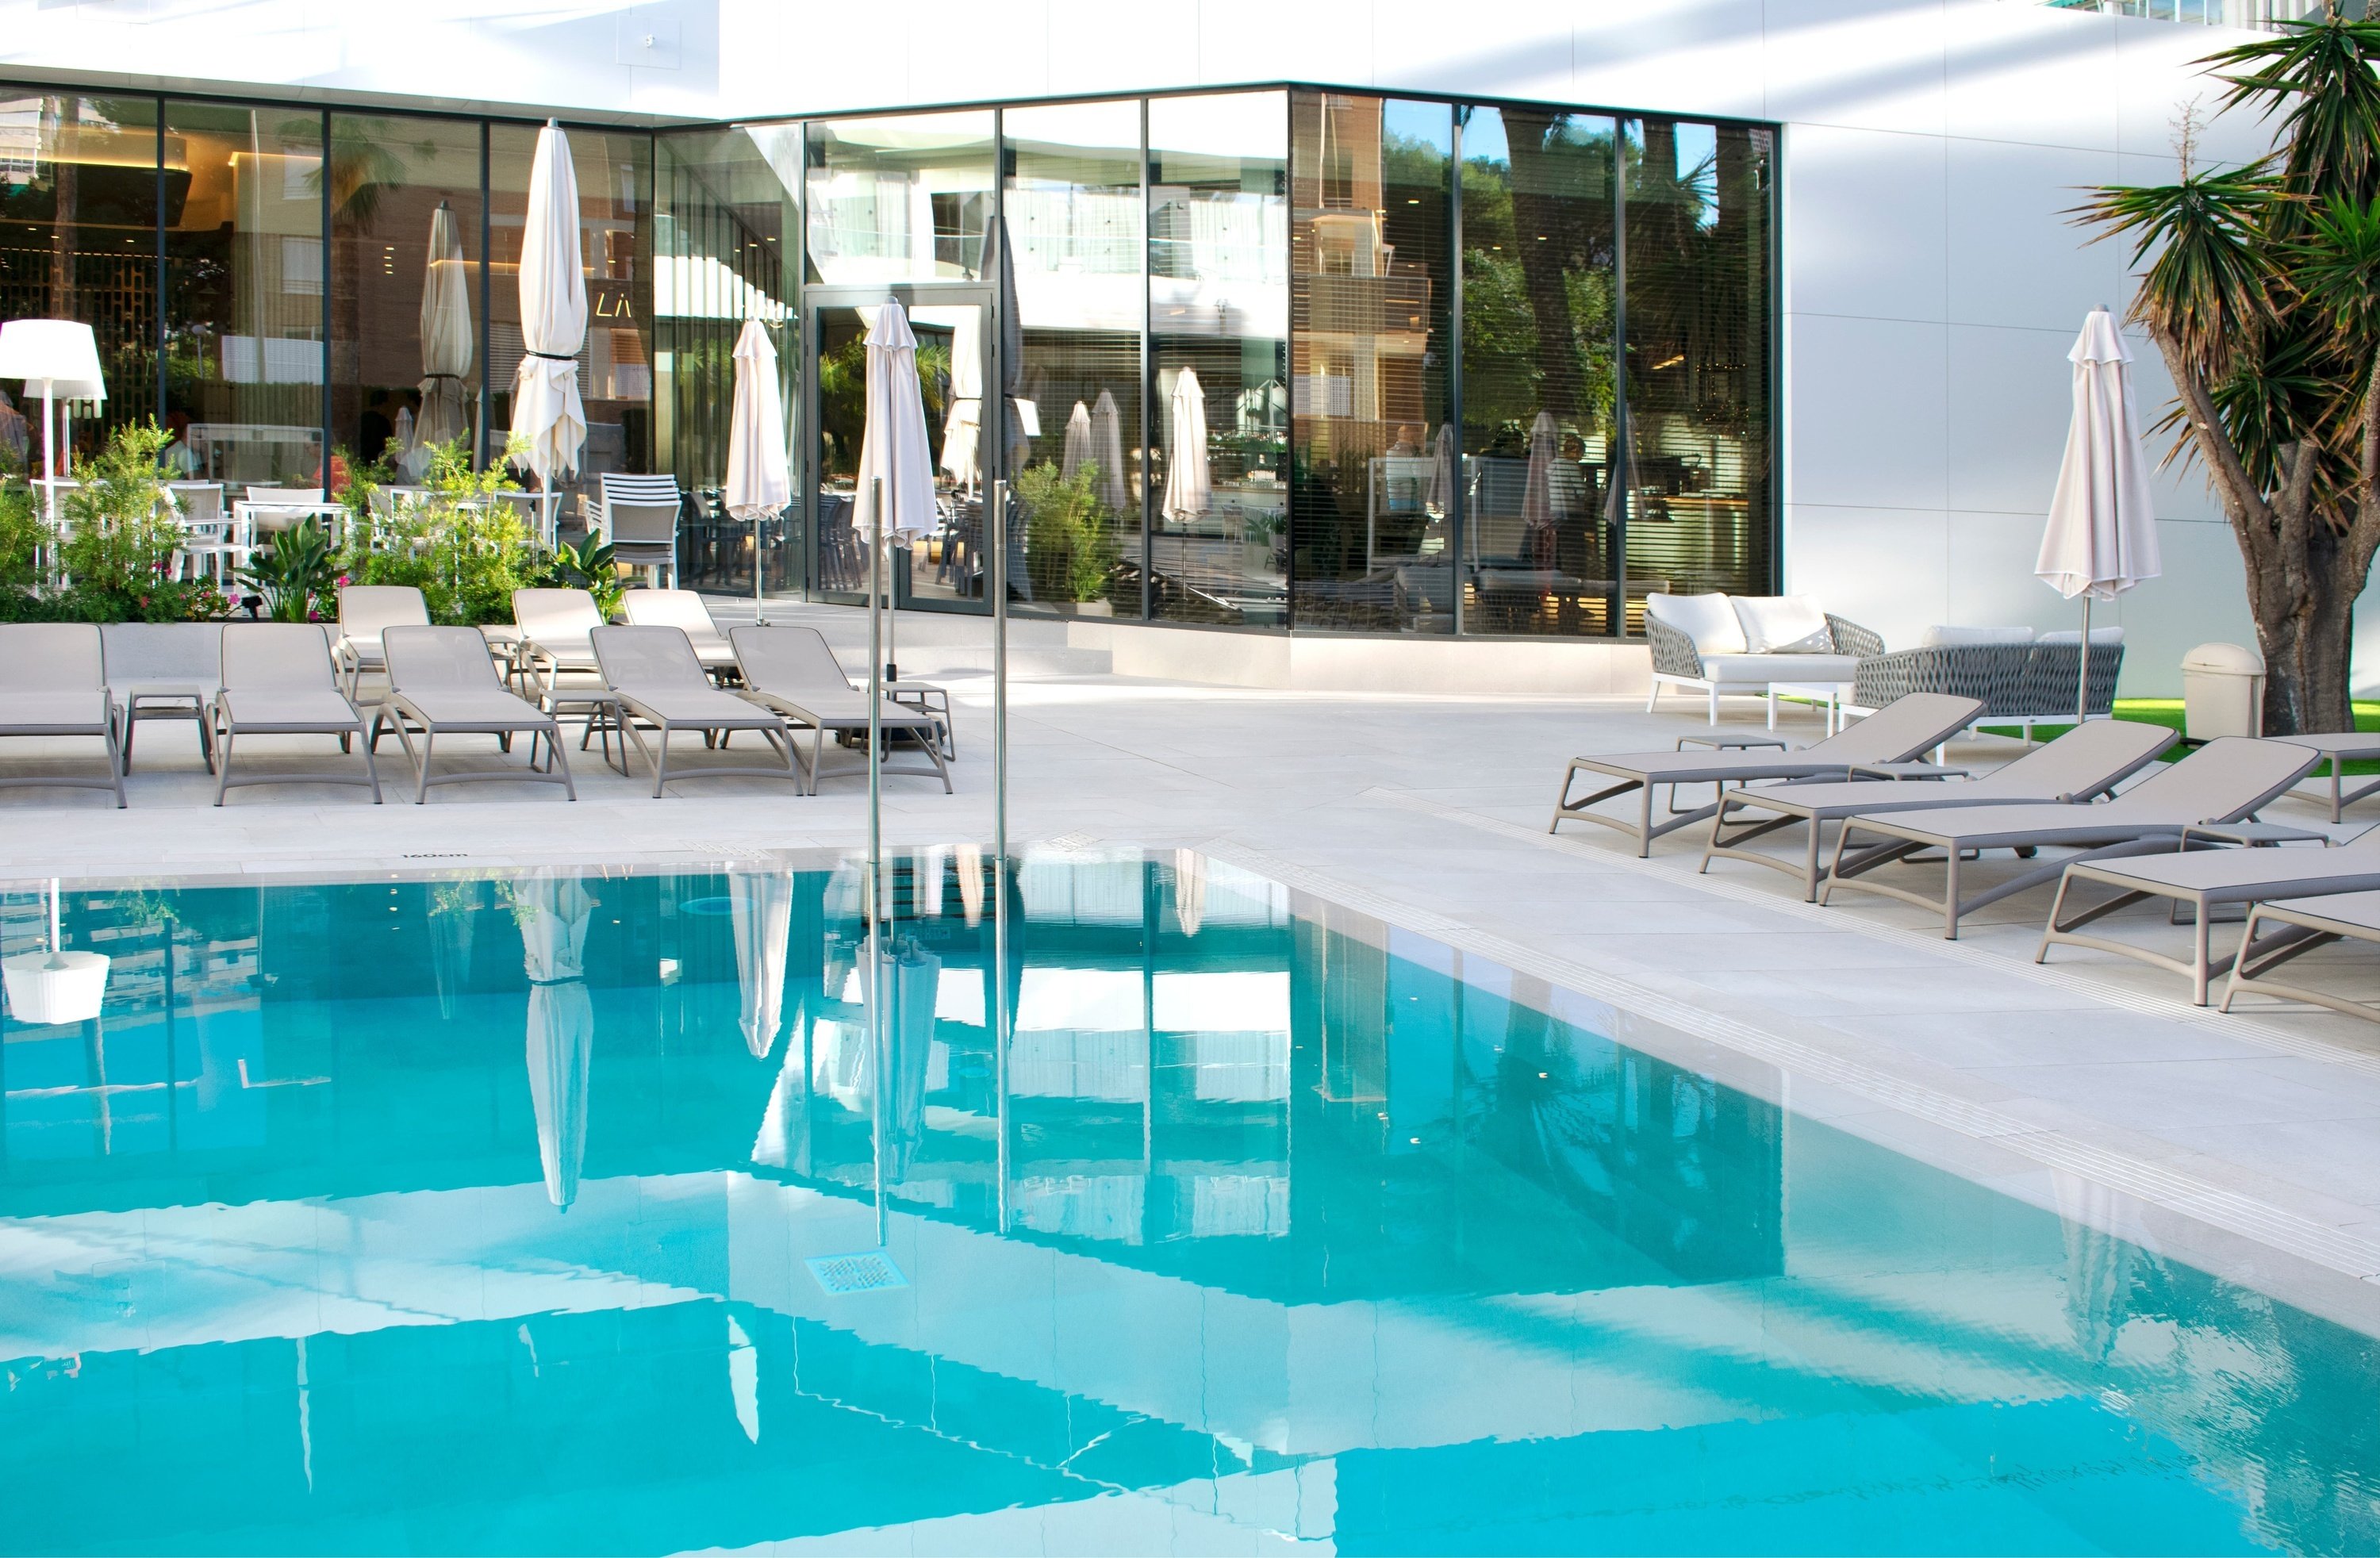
[990,476,1010,1234]
[868,474,886,1238]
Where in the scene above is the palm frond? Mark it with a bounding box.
[2209,15,2380,203]
[2072,165,2281,382]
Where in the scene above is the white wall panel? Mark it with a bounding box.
[1783,504,1948,651]
[1940,2,2120,149]
[1943,322,2079,518]
[1945,139,2123,332]
[1783,125,1946,323]
[1787,313,1949,512]
[1760,0,1947,136]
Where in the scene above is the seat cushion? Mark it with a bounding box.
[1644,592,1746,656]
[1699,653,1862,686]
[1731,595,1830,653]
[1921,624,2034,647]
[2036,627,2125,645]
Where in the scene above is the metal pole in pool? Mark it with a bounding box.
[867,474,887,1242]
[990,476,1010,1234]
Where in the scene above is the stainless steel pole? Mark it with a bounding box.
[2075,595,2093,727]
[990,475,1010,1234]
[867,474,887,1241]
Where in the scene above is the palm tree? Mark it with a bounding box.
[2078,9,2380,734]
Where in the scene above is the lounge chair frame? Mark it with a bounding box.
[0,624,127,808]
[210,624,383,806]
[367,626,578,804]
[728,625,951,796]
[594,625,802,797]
[2221,892,2380,1021]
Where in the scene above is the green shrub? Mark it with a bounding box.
[0,478,40,591]
[539,534,627,620]
[1015,459,1119,604]
[240,519,340,622]
[338,436,547,625]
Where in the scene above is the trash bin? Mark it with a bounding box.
[2182,642,2265,740]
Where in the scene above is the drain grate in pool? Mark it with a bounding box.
[806,1250,908,1295]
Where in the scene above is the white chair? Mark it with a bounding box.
[0,623,125,807]
[598,473,682,587]
[211,624,382,806]
[332,585,432,703]
[620,588,736,675]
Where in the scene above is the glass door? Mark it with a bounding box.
[807,285,995,612]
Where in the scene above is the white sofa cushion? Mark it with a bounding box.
[1645,592,1746,656]
[1920,624,2034,647]
[2036,627,2124,645]
[1698,653,1862,687]
[1732,594,1831,653]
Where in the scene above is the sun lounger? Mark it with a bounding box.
[620,588,738,676]
[592,624,801,797]
[2273,731,2380,822]
[2035,819,2380,1003]
[1549,692,1984,857]
[728,624,952,796]
[102,622,221,774]
[2221,889,2380,1021]
[1700,717,2178,900]
[368,625,575,804]
[512,587,627,767]
[1818,736,2318,938]
[211,623,382,805]
[0,624,125,807]
[332,585,432,703]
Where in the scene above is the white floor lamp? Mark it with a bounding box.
[0,320,106,573]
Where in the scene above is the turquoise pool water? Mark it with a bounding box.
[2,851,2377,1556]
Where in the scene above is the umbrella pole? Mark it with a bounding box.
[991,476,1009,1236]
[2075,596,2092,727]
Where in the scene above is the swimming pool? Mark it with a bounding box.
[2,850,2375,1555]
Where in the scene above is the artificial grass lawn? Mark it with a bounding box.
[1975,700,2380,769]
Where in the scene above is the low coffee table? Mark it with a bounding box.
[1767,680,1856,735]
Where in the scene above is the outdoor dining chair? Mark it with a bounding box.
[598,474,682,587]
[211,624,382,805]
[0,623,126,807]
[369,625,575,804]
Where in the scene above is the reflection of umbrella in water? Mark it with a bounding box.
[2053,1169,2147,1364]
[427,880,479,1020]
[1172,849,1207,938]
[881,942,940,1183]
[516,867,596,1210]
[1090,390,1127,515]
[729,865,793,1060]
[416,200,474,460]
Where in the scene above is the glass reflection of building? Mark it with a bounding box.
[1,83,1770,643]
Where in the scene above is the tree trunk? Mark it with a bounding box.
[2248,520,2359,735]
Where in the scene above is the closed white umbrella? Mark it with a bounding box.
[516,866,597,1211]
[728,864,794,1061]
[1090,389,1127,514]
[510,122,587,487]
[1162,367,1209,526]
[1521,409,1557,563]
[1426,422,1454,517]
[392,406,418,478]
[416,200,474,459]
[856,299,936,682]
[1061,400,1093,482]
[940,306,984,489]
[2037,306,2160,722]
[726,319,792,620]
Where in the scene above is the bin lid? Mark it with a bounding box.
[2182,642,2264,674]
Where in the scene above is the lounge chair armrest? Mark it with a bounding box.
[1676,734,1791,751]
[1844,762,1971,780]
[1825,614,1885,658]
[2180,821,2335,850]
[1645,616,1703,679]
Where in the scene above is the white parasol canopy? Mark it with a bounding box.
[1426,422,1454,516]
[1162,367,1209,524]
[416,200,474,462]
[725,320,791,520]
[516,866,596,1211]
[729,863,794,1060]
[1090,389,1127,515]
[1520,409,1557,556]
[510,122,587,486]
[2037,307,2160,719]
[1061,399,1093,482]
[854,300,938,543]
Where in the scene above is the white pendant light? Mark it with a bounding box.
[2,878,108,1027]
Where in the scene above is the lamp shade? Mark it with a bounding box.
[53,378,105,405]
[0,319,104,390]
[2,950,109,1026]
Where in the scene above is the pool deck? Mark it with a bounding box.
[11,600,2380,1327]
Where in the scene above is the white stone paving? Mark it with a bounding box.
[11,600,2380,1329]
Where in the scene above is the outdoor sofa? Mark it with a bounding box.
[1644,592,1883,725]
[1848,626,2125,740]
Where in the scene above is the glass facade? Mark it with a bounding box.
[0,82,1774,639]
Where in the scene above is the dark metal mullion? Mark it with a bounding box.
[1138,96,1153,624]
[1612,119,1631,638]
[793,121,811,601]
[1447,105,1464,639]
[1283,90,1296,632]
[478,121,492,470]
[320,109,332,482]
[154,103,166,429]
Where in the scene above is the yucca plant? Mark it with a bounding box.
[2077,6,2380,733]
[239,519,338,623]
[542,533,628,620]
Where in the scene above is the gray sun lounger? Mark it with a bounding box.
[211,623,383,805]
[1700,719,2178,900]
[2036,818,2380,1004]
[1818,736,2319,938]
[0,624,126,807]
[333,585,432,703]
[592,624,802,797]
[1549,692,1985,857]
[368,625,576,804]
[728,624,952,796]
[2273,731,2380,822]
[2222,888,2380,1021]
[103,623,221,775]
